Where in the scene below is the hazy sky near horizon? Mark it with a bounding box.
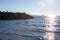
[0,0,60,15]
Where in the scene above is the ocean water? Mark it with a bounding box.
[0,16,60,40]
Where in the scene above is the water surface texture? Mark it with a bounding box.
[0,16,60,40]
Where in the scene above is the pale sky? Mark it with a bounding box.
[0,0,60,16]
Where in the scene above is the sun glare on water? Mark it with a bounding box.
[46,14,56,18]
[46,14,56,31]
[44,14,56,40]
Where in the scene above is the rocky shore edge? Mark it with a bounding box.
[0,11,34,20]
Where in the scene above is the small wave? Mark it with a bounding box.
[0,33,44,38]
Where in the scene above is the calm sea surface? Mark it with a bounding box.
[0,16,60,40]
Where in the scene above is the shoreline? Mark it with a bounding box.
[0,11,34,20]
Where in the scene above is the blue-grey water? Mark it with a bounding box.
[0,16,60,40]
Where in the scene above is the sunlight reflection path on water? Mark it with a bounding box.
[44,16,56,40]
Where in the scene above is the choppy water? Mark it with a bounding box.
[0,16,60,40]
